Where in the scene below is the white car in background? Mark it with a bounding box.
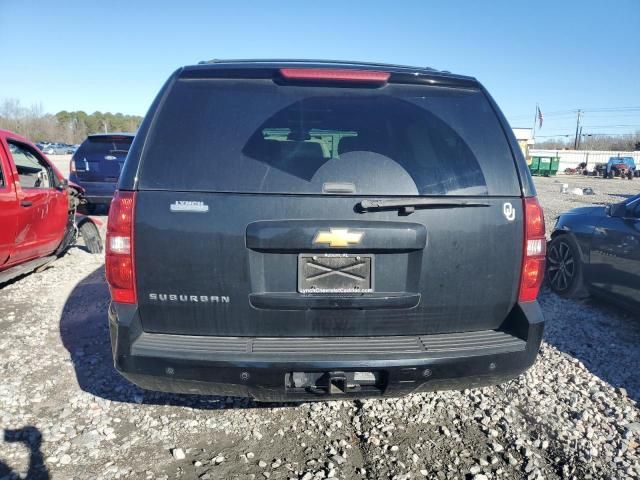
[42,143,69,155]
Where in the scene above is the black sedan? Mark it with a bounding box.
[546,193,640,310]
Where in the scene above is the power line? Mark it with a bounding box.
[508,110,577,120]
[581,133,640,137]
[533,131,579,137]
[580,124,640,128]
[582,107,640,112]
[507,106,640,119]
[535,132,639,138]
[581,112,640,117]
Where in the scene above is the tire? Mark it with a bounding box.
[54,216,76,256]
[546,235,587,298]
[79,221,103,254]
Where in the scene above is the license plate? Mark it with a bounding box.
[298,254,373,294]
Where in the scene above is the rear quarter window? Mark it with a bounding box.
[139,79,519,196]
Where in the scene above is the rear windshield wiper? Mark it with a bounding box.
[357,198,490,215]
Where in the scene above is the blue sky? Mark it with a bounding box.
[1,0,639,137]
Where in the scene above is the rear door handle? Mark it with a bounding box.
[20,200,33,207]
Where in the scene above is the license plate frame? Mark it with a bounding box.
[297,253,374,294]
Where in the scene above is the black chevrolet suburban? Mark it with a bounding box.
[106,60,545,401]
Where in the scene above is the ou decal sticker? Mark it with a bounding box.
[503,202,516,221]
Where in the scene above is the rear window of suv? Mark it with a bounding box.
[75,136,133,158]
[139,78,519,196]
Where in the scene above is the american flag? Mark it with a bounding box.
[536,105,544,129]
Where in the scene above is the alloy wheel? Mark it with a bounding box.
[547,240,576,292]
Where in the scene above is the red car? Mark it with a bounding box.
[0,129,101,284]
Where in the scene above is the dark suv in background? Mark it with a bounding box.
[106,60,545,401]
[70,133,134,212]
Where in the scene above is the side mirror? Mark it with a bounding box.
[56,177,69,190]
[609,203,626,217]
[614,202,640,219]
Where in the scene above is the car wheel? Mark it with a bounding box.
[79,221,103,254]
[546,235,587,298]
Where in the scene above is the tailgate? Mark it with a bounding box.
[73,152,126,182]
[134,192,523,336]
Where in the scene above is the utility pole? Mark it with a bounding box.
[573,109,582,150]
[577,126,583,150]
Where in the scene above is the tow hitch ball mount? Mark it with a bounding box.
[286,371,380,395]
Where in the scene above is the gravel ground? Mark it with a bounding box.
[1,175,639,480]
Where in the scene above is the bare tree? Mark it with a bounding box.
[0,97,142,143]
[534,132,640,151]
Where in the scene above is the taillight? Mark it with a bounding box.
[279,68,390,84]
[519,197,546,302]
[106,191,136,303]
[70,159,76,173]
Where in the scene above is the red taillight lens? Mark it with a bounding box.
[279,68,390,84]
[519,197,546,302]
[106,191,136,303]
[70,159,76,173]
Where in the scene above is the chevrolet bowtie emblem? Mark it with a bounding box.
[313,228,364,248]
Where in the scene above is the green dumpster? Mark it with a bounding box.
[529,156,560,176]
[539,157,551,175]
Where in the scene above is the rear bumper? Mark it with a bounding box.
[108,302,544,401]
[68,176,116,204]
[85,195,114,205]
